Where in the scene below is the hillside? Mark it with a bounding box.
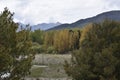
[47,10,120,30]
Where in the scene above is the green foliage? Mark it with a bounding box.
[31,43,45,53]
[0,8,35,80]
[64,20,120,80]
[30,30,44,45]
[47,46,57,54]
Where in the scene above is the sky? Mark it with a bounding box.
[0,0,120,25]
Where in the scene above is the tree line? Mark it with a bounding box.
[30,29,81,54]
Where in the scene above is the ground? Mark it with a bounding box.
[25,54,72,80]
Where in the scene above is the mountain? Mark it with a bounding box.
[18,22,61,31]
[48,10,120,30]
[31,22,61,30]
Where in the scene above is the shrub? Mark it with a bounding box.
[64,20,120,80]
[31,43,45,53]
[47,46,57,54]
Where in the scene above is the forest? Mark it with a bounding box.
[30,28,81,54]
[0,8,120,80]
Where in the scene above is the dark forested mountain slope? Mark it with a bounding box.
[48,10,120,30]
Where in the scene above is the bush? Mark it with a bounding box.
[47,46,57,54]
[64,20,120,80]
[32,43,45,53]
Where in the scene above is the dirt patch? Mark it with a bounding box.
[28,54,71,79]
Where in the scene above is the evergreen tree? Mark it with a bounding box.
[0,8,35,80]
[64,20,120,80]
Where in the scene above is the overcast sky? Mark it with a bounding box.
[0,0,120,25]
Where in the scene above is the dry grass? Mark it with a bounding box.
[26,54,72,80]
[32,54,71,65]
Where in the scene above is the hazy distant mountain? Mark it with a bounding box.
[18,22,61,31]
[48,10,120,30]
[31,22,61,30]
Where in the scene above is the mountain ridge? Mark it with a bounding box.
[31,22,61,30]
[18,22,61,31]
[47,10,120,30]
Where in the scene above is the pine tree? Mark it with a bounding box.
[0,8,35,80]
[64,20,120,80]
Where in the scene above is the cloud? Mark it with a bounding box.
[0,0,120,25]
[105,0,120,8]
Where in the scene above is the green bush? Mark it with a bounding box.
[47,46,57,54]
[32,43,45,53]
[64,20,120,80]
